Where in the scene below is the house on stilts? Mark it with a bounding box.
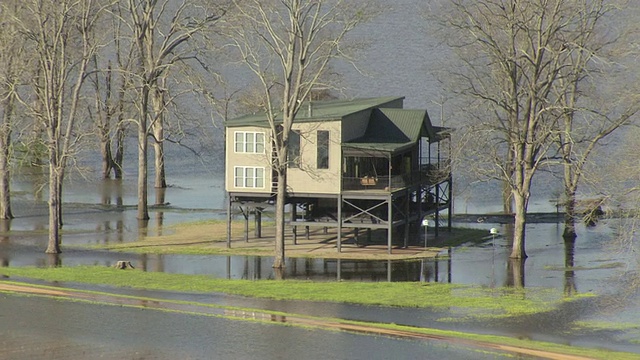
[224,96,452,253]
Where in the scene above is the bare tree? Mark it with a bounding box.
[122,0,222,220]
[19,0,111,253]
[436,0,633,258]
[0,1,24,219]
[551,0,639,239]
[90,3,138,180]
[225,0,377,269]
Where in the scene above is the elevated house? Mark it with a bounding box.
[225,96,452,253]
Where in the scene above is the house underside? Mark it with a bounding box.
[226,139,452,254]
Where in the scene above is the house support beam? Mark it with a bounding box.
[255,208,262,238]
[291,203,297,245]
[337,194,342,253]
[387,194,393,254]
[435,184,440,238]
[226,196,232,248]
[404,189,410,248]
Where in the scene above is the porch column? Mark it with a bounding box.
[387,195,393,254]
[244,207,249,242]
[404,189,410,248]
[435,184,440,238]
[291,203,297,245]
[226,196,232,248]
[255,208,262,238]
[337,194,342,252]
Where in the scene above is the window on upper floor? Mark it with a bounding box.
[317,130,329,169]
[234,131,265,153]
[234,166,265,188]
[288,130,301,168]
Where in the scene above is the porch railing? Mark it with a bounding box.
[342,160,451,192]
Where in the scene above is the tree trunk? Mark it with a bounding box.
[46,162,61,254]
[273,170,287,269]
[100,136,113,179]
[137,94,149,220]
[502,179,513,214]
[152,86,166,189]
[99,63,114,179]
[507,258,525,288]
[0,97,13,219]
[564,236,577,296]
[509,192,528,259]
[113,117,125,179]
[563,195,577,239]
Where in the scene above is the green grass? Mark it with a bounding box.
[0,266,591,318]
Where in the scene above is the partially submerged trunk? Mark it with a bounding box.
[0,93,14,219]
[45,161,61,254]
[137,111,149,220]
[507,258,525,288]
[563,195,577,239]
[273,170,287,269]
[136,83,150,220]
[151,86,166,189]
[509,191,528,259]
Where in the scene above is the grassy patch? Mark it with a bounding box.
[0,265,589,319]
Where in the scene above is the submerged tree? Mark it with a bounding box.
[436,0,635,258]
[225,0,377,269]
[123,0,222,220]
[0,1,24,219]
[551,0,639,239]
[18,0,111,253]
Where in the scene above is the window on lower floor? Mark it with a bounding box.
[234,166,265,188]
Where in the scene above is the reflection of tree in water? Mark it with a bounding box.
[507,258,525,288]
[564,237,577,296]
[100,179,123,206]
[501,223,526,288]
[0,219,10,243]
[0,220,10,266]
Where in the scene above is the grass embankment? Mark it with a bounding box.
[0,265,590,318]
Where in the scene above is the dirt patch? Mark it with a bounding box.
[117,221,458,260]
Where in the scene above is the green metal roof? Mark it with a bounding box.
[225,96,404,127]
[343,108,434,153]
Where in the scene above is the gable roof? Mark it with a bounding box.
[343,108,437,154]
[225,96,404,128]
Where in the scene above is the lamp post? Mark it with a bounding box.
[489,227,499,288]
[422,218,429,248]
[490,227,499,248]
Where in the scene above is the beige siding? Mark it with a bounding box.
[225,126,273,193]
[287,121,342,195]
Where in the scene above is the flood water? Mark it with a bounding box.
[2,0,640,357]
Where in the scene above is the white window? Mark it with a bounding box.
[234,166,265,188]
[234,131,265,153]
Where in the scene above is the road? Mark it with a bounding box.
[0,282,593,360]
